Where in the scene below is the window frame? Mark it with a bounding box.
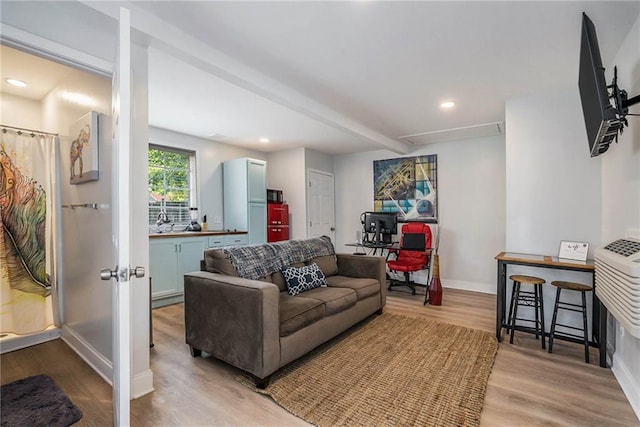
[148,143,197,228]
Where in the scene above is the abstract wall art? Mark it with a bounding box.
[373,155,438,222]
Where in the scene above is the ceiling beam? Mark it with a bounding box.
[81,1,411,154]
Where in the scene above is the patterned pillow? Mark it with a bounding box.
[282,263,327,296]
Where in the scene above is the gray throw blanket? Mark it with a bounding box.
[223,236,335,280]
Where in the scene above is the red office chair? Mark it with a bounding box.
[387,222,433,295]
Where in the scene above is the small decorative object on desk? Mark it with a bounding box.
[559,241,589,262]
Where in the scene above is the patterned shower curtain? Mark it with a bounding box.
[1,131,60,335]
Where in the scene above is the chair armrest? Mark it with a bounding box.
[183,271,280,379]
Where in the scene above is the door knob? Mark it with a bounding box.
[130,266,145,278]
[330,227,336,231]
[101,266,145,281]
[100,267,118,281]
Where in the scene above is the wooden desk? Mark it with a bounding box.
[495,252,607,367]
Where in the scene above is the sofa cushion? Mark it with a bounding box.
[279,293,325,337]
[326,276,380,301]
[282,263,327,296]
[307,255,338,277]
[203,249,239,276]
[271,262,304,292]
[302,287,357,315]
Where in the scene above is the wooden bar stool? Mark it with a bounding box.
[507,275,546,349]
[548,281,591,363]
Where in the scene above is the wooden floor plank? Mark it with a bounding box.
[1,287,637,426]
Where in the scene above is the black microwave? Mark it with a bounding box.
[267,189,283,204]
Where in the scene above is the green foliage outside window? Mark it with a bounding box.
[148,146,195,226]
[148,148,189,202]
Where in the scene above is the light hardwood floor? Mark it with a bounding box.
[2,288,638,426]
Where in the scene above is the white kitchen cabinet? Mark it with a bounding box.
[207,234,248,248]
[149,236,206,308]
[223,158,267,244]
[224,234,249,246]
[207,235,226,248]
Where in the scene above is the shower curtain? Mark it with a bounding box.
[1,131,61,335]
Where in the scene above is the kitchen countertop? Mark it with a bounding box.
[149,230,248,239]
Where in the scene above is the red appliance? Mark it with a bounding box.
[267,204,289,242]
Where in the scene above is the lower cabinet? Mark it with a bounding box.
[150,233,249,308]
[150,237,206,308]
[223,234,249,247]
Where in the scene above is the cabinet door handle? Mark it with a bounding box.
[174,244,178,253]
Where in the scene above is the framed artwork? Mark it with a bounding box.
[558,241,589,262]
[373,155,438,222]
[69,111,99,184]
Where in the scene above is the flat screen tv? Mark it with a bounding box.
[578,12,622,157]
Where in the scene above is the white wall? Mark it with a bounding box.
[266,148,306,239]
[305,148,334,174]
[0,93,42,129]
[334,135,506,293]
[42,65,114,373]
[149,127,267,230]
[505,88,602,258]
[602,13,640,418]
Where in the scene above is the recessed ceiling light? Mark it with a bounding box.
[259,137,270,143]
[5,78,27,88]
[440,101,455,109]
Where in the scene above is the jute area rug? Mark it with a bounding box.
[240,312,498,427]
[1,374,83,427]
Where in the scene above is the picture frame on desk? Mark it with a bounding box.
[558,240,589,262]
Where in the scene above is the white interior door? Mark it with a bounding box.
[100,7,136,427]
[307,170,335,241]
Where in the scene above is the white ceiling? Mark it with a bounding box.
[0,44,75,100]
[135,1,640,154]
[3,2,639,155]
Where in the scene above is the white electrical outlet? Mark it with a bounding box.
[214,216,222,224]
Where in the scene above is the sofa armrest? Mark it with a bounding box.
[336,254,387,306]
[183,271,280,379]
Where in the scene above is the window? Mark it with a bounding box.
[148,144,196,227]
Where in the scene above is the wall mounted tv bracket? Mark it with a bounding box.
[609,66,640,142]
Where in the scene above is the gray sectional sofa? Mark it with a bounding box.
[183,236,386,388]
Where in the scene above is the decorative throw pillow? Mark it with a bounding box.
[282,263,327,296]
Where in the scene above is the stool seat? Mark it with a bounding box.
[507,275,546,348]
[551,281,592,292]
[509,275,545,285]
[548,281,591,363]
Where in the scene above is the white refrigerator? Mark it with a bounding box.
[223,158,267,244]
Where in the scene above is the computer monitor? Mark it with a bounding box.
[362,211,397,245]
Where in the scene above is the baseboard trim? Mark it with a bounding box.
[0,328,61,354]
[386,270,495,295]
[132,369,155,398]
[61,325,113,386]
[442,279,495,295]
[612,352,640,421]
